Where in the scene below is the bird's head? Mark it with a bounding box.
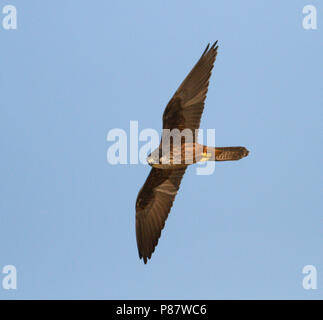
[147,149,160,166]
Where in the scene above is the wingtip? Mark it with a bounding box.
[202,41,218,56]
[212,40,219,52]
[202,43,210,56]
[139,251,148,264]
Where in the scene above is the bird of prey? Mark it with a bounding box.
[135,42,249,264]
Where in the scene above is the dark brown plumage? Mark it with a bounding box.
[136,167,187,263]
[135,42,249,264]
[162,42,218,133]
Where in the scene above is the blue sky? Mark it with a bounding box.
[0,1,322,299]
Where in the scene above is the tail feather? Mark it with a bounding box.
[214,146,249,161]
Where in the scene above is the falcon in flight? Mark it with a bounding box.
[136,42,249,264]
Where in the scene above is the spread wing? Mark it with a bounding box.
[162,42,218,133]
[135,167,187,263]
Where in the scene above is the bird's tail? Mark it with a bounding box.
[200,146,249,162]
